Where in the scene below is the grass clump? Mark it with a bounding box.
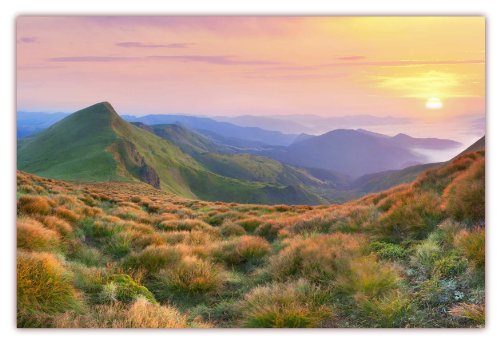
[454,226,485,269]
[54,297,211,328]
[268,233,365,283]
[220,222,246,237]
[156,256,224,294]
[17,218,61,252]
[213,235,271,267]
[237,279,331,328]
[122,245,182,275]
[17,251,81,326]
[17,195,52,215]
[99,274,157,304]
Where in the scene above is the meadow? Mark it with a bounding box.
[16,149,485,328]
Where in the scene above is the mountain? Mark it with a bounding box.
[215,114,412,135]
[17,111,70,138]
[259,129,425,178]
[390,133,461,150]
[131,122,337,202]
[122,114,298,146]
[17,102,325,205]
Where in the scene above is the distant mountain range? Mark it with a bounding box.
[256,128,461,178]
[17,102,476,204]
[122,114,298,146]
[214,114,412,134]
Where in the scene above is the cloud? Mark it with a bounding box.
[17,36,38,44]
[337,55,366,61]
[116,41,191,49]
[373,70,472,99]
[147,55,280,65]
[47,54,281,65]
[48,56,134,62]
[325,59,484,68]
[77,17,303,36]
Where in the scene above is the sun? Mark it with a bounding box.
[425,97,443,109]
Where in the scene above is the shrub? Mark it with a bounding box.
[99,274,156,304]
[17,195,52,215]
[220,222,246,237]
[156,256,223,294]
[433,254,468,278]
[370,241,407,260]
[17,251,81,326]
[54,297,211,328]
[454,227,485,269]
[268,233,365,283]
[212,236,271,266]
[17,218,61,252]
[122,245,182,275]
[238,279,331,328]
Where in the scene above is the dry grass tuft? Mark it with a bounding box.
[17,218,61,252]
[17,195,52,215]
[238,279,331,328]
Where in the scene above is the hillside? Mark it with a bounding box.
[349,135,485,196]
[17,102,324,205]
[16,147,485,328]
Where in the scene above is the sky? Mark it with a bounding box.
[16,16,485,144]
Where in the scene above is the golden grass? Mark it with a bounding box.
[54,297,211,328]
[15,150,485,328]
[157,255,224,294]
[17,251,81,326]
[238,279,331,328]
[268,232,366,282]
[17,218,61,252]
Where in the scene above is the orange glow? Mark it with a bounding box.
[16,16,485,119]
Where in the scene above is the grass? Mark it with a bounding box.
[237,279,332,328]
[15,148,485,328]
[17,251,82,327]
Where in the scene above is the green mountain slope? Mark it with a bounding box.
[132,123,333,201]
[17,102,325,204]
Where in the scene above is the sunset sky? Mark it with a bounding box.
[17,16,485,135]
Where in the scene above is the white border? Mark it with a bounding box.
[1,1,498,342]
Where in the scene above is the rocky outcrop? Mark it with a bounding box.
[112,140,161,189]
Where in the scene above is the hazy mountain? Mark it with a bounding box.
[390,133,462,150]
[257,129,462,178]
[259,129,423,178]
[122,114,298,146]
[17,111,70,138]
[215,114,412,135]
